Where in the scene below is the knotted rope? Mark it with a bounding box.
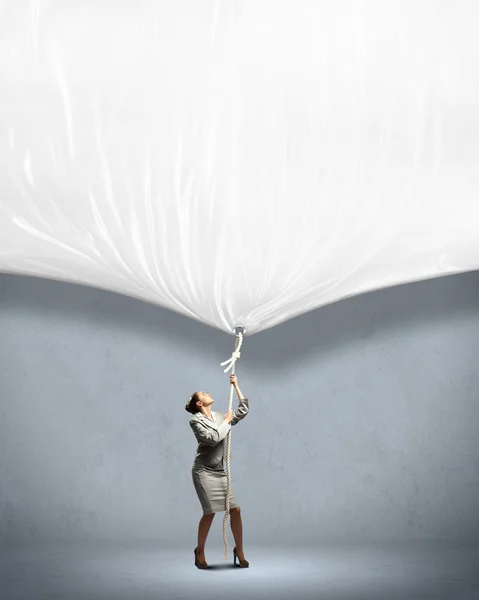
[219,327,245,561]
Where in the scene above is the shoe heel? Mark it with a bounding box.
[233,546,249,568]
[194,547,208,569]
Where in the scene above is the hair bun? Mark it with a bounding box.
[185,392,199,415]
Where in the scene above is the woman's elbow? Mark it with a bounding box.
[202,436,219,446]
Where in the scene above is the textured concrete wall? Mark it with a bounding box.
[1,272,478,543]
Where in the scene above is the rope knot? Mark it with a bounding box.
[220,350,241,373]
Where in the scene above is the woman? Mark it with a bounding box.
[185,373,250,569]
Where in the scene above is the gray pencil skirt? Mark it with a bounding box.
[192,465,240,515]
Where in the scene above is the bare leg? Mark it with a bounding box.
[229,507,246,560]
[197,513,215,562]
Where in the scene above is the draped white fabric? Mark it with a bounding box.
[1,1,478,336]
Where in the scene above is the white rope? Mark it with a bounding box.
[220,350,241,373]
[219,330,244,561]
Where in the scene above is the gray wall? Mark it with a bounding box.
[0,272,478,545]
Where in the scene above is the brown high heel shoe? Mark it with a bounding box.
[194,547,208,569]
[233,547,249,568]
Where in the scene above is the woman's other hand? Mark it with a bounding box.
[224,410,234,424]
[230,374,238,387]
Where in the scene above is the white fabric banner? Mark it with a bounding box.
[1,1,478,335]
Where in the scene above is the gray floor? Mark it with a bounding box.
[0,540,478,600]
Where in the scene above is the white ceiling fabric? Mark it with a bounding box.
[1,1,478,336]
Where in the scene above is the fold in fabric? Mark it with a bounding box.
[1,1,478,335]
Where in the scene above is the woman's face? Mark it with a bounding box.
[197,391,214,408]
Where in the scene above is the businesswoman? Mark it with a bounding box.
[185,373,250,569]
